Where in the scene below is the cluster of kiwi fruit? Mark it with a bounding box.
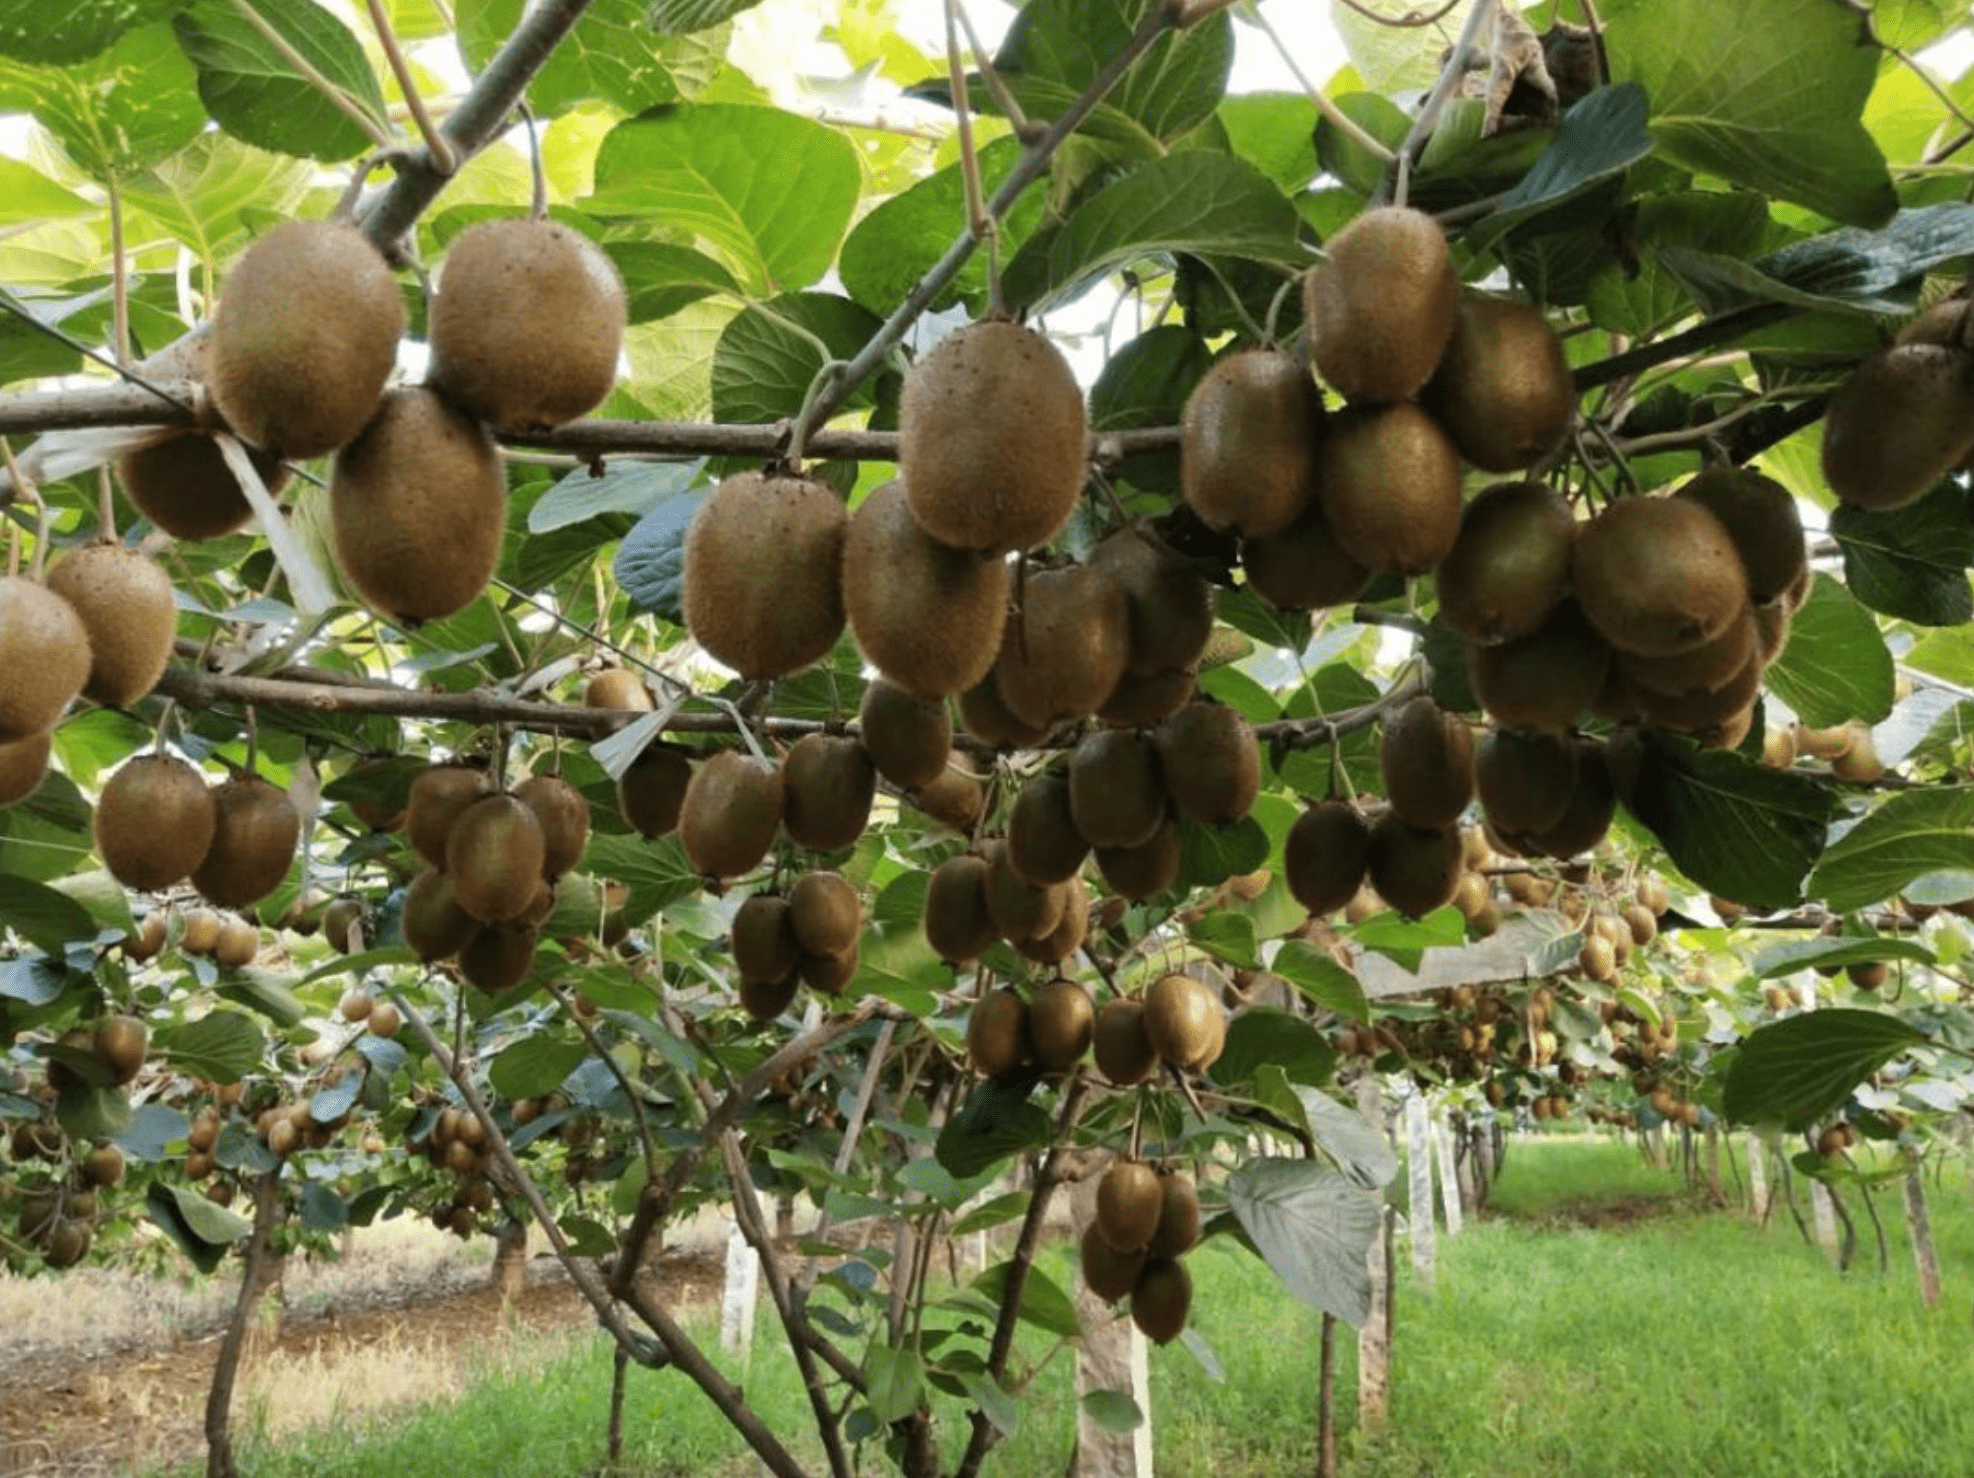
[728,870,866,1019]
[402,1104,498,1237]
[1764,718,1887,784]
[1081,1160,1202,1345]
[1823,296,1974,512]
[92,752,302,914]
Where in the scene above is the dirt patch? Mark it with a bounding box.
[1492,1193,1692,1230]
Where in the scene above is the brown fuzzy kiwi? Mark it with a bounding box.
[1028,978,1095,1069]
[1093,998,1158,1085]
[427,217,626,432]
[983,840,1068,943]
[192,776,300,909]
[1631,650,1765,734]
[214,915,261,969]
[1316,403,1464,576]
[1239,493,1373,612]
[1095,816,1181,901]
[44,544,175,706]
[1673,467,1806,606]
[586,668,653,711]
[924,853,997,964]
[900,320,1087,554]
[787,870,861,957]
[1144,972,1224,1072]
[958,672,1049,748]
[1155,701,1260,825]
[618,744,693,839]
[1131,1257,1194,1345]
[1069,728,1167,850]
[731,894,800,983]
[1422,296,1575,471]
[1366,812,1464,919]
[514,774,590,881]
[799,944,860,996]
[407,764,494,868]
[1571,496,1749,657]
[0,576,91,743]
[1468,596,1613,732]
[679,750,785,881]
[1527,740,1616,860]
[1098,668,1197,726]
[1305,206,1460,404]
[208,221,404,458]
[0,730,49,806]
[95,754,217,892]
[683,471,847,680]
[1379,695,1475,829]
[966,986,1031,1077]
[781,733,876,852]
[1006,770,1090,885]
[1179,348,1323,537]
[858,678,952,788]
[1434,482,1576,646]
[94,1015,148,1085]
[1012,878,1089,966]
[1822,343,1974,510]
[739,972,801,1022]
[1096,1160,1164,1252]
[1284,799,1371,915]
[993,563,1132,730]
[1081,1223,1148,1302]
[1618,605,1757,698]
[447,795,548,925]
[458,923,537,992]
[913,763,987,832]
[1088,523,1217,675]
[401,868,480,962]
[1475,728,1579,839]
[1752,595,1795,665]
[119,431,290,540]
[841,479,1009,697]
[331,387,507,624]
[1148,1172,1202,1259]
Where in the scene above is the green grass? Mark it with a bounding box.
[173,1138,1974,1478]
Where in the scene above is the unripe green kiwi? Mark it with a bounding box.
[1422,296,1574,471]
[1305,206,1459,404]
[1316,403,1463,576]
[447,795,548,925]
[191,776,300,909]
[0,576,90,743]
[44,543,176,706]
[1434,481,1575,646]
[679,750,785,881]
[1180,348,1323,537]
[858,678,952,790]
[96,754,217,892]
[683,471,847,680]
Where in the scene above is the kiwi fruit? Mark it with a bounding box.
[1379,695,1474,829]
[1831,727,1885,782]
[446,795,548,924]
[788,870,861,957]
[1752,597,1795,665]
[427,217,626,432]
[1096,1160,1164,1252]
[1144,972,1224,1072]
[1434,482,1576,646]
[958,671,1049,748]
[1673,467,1806,605]
[407,764,494,868]
[1155,702,1261,826]
[1422,296,1574,471]
[1475,728,1578,839]
[858,678,952,789]
[0,576,91,742]
[1526,740,1616,860]
[43,1220,93,1269]
[331,387,507,624]
[1148,1172,1202,1259]
[118,431,290,541]
[586,668,653,711]
[0,730,49,806]
[1239,493,1373,613]
[983,840,1067,943]
[214,914,261,969]
[44,544,175,707]
[799,942,860,996]
[208,221,404,458]
[1088,523,1217,675]
[514,774,590,881]
[1571,496,1750,657]
[1618,606,1757,698]
[1131,1256,1194,1344]
[178,907,224,957]
[899,320,1087,554]
[993,563,1132,730]
[841,479,1010,697]
[321,896,366,953]
[1284,799,1371,915]
[1366,812,1464,919]
[924,852,997,964]
[1822,344,1974,510]
[1468,596,1613,732]
[1097,668,1197,726]
[739,972,801,1021]
[1095,816,1181,901]
[1180,348,1323,537]
[731,894,800,983]
[618,744,693,838]
[1316,403,1464,576]
[1028,978,1095,1069]
[1305,206,1459,404]
[781,733,876,852]
[1012,877,1089,966]
[966,986,1031,1077]
[1092,998,1157,1084]
[192,776,300,909]
[1631,651,1764,734]
[912,764,987,832]
[458,922,537,992]
[1081,1223,1148,1302]
[94,1015,148,1085]
[679,750,785,881]
[95,754,217,891]
[1069,727,1167,850]
[1006,769,1089,885]
[683,471,847,680]
[401,868,480,962]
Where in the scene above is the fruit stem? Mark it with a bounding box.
[517,101,547,220]
[96,466,116,541]
[365,0,456,175]
[224,0,396,153]
[106,176,129,369]
[0,438,28,577]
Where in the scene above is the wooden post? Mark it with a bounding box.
[1069,1178,1153,1478]
[1355,1074,1391,1436]
[1432,1109,1463,1236]
[1744,1135,1770,1223]
[1810,1176,1842,1262]
[1903,1170,1944,1308]
[720,1222,759,1363]
[1405,1092,1436,1292]
[1318,1313,1338,1478]
[1704,1125,1723,1202]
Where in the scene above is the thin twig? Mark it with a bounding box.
[1574,303,1797,391]
[541,978,659,1184]
[226,0,395,151]
[1253,5,1395,165]
[1379,0,1497,206]
[953,0,1030,134]
[1333,0,1463,25]
[365,0,455,172]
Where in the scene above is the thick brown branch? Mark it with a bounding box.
[1573,303,1798,392]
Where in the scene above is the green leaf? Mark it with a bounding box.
[648,0,762,33]
[1299,1083,1397,1190]
[1586,191,1771,336]
[1219,92,1321,192]
[865,1341,924,1424]
[613,493,706,624]
[608,241,741,324]
[1664,205,1974,317]
[1602,0,1896,227]
[960,1373,1020,1437]
[0,25,204,176]
[560,1214,617,1258]
[969,1259,1081,1339]
[1190,910,1257,968]
[1271,939,1369,1023]
[526,0,725,114]
[1216,586,1312,653]
[0,159,93,223]
[711,291,887,425]
[161,1011,266,1084]
[1328,0,1442,93]
[1002,153,1306,311]
[1314,93,1406,198]
[1722,1009,1927,1130]
[0,955,68,1005]
[587,104,862,295]
[1618,732,1838,910]
[0,873,98,953]
[1225,1158,1382,1328]
[0,0,177,64]
[58,1082,132,1142]
[1830,481,1974,628]
[1763,575,1895,727]
[1810,786,1974,912]
[1089,323,1212,432]
[172,0,387,162]
[949,1189,1030,1238]
[1468,86,1656,250]
[300,1180,349,1233]
[148,1182,251,1271]
[936,1078,1051,1179]
[1082,1389,1144,1434]
[1176,815,1270,893]
[113,1102,190,1163]
[121,133,315,263]
[531,459,704,535]
[1208,1007,1336,1091]
[1750,935,1936,980]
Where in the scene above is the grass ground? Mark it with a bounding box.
[156,1134,1974,1478]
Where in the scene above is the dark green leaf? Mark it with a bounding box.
[0,0,176,64]
[1225,1158,1381,1327]
[960,1373,1020,1437]
[0,875,98,955]
[614,493,706,623]
[584,832,704,924]
[1664,206,1974,317]
[969,1258,1081,1338]
[1830,481,1974,627]
[1208,1008,1336,1091]
[648,0,762,33]
[1750,935,1935,980]
[58,1082,132,1142]
[113,1102,189,1163]
[1722,1009,1926,1130]
[147,1183,250,1271]
[1763,575,1895,727]
[1810,786,1974,912]
[1215,587,1312,653]
[865,1342,924,1424]
[1190,910,1257,968]
[1468,85,1655,249]
[173,0,386,162]
[490,1033,587,1102]
[216,1120,278,1173]
[1082,1389,1144,1434]
[1587,191,1771,336]
[608,241,741,324]
[1176,815,1269,893]
[1088,324,1213,432]
[936,1078,1051,1179]
[301,1180,349,1233]
[0,25,203,175]
[712,292,887,425]
[560,1214,617,1258]
[1271,939,1369,1023]
[0,954,70,1005]
[531,459,704,534]
[161,1012,266,1084]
